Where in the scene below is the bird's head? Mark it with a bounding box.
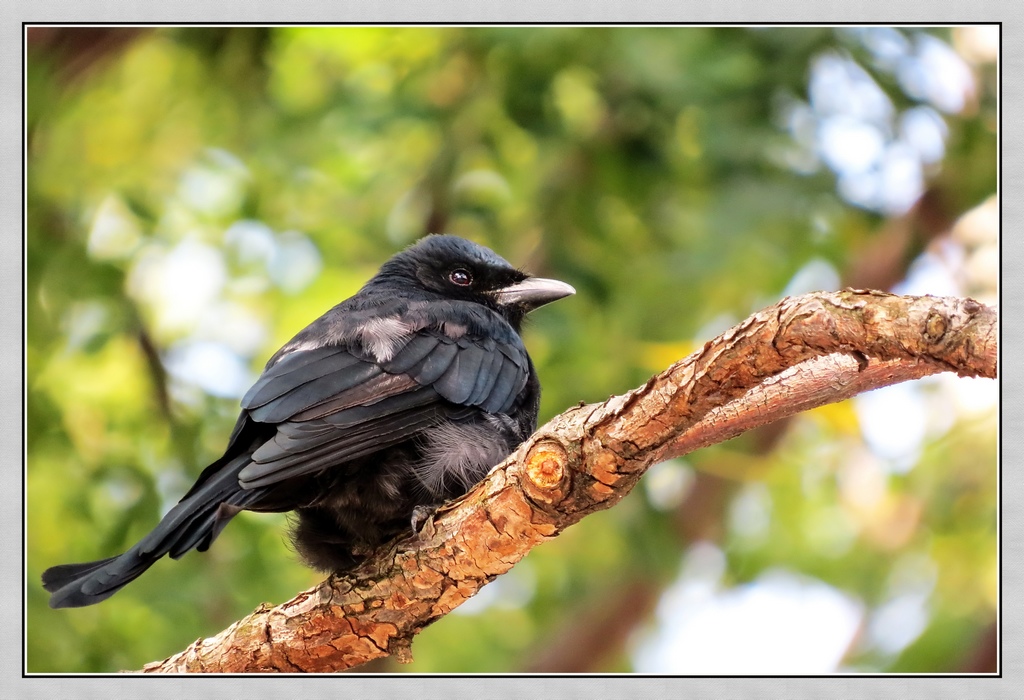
[373,235,575,329]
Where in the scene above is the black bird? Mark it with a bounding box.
[42,234,574,608]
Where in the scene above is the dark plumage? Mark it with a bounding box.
[42,235,574,608]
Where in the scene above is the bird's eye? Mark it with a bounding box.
[448,268,473,287]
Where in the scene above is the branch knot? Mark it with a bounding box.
[522,440,570,507]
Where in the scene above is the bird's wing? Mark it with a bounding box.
[233,326,530,490]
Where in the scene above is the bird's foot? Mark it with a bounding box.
[410,504,439,539]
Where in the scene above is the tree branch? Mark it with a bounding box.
[138,290,997,673]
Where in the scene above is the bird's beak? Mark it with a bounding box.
[492,277,576,310]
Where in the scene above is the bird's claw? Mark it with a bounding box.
[410,504,438,539]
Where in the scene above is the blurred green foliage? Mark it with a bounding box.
[27,26,997,673]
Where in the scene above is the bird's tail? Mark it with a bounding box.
[42,453,259,609]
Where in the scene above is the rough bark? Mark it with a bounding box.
[138,290,998,673]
